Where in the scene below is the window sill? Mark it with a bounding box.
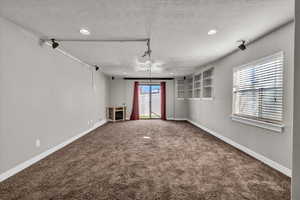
[230,115,284,133]
[202,97,214,101]
[176,98,185,100]
[187,97,214,101]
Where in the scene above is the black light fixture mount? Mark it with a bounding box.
[94,65,99,71]
[51,38,59,49]
[238,40,247,51]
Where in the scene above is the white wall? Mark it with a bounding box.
[108,78,187,119]
[187,22,294,170]
[0,17,109,174]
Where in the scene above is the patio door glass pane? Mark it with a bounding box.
[139,84,161,119]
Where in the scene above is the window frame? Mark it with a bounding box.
[231,51,285,132]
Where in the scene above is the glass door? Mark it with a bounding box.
[150,85,161,118]
[139,85,151,119]
[139,84,161,119]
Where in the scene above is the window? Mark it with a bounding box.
[194,73,202,98]
[187,77,193,98]
[203,68,214,98]
[176,79,185,99]
[232,52,284,125]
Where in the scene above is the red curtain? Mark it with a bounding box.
[160,82,166,120]
[130,81,140,120]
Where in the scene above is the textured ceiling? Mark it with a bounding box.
[0,0,294,77]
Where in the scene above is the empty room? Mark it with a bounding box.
[1,0,300,199]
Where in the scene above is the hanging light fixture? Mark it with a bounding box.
[144,39,152,82]
[142,39,152,58]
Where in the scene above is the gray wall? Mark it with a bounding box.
[293,1,300,199]
[108,78,187,119]
[187,22,294,170]
[0,17,109,174]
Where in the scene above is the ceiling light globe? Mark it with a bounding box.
[208,29,217,35]
[80,28,90,35]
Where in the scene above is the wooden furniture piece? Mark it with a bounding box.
[107,106,127,122]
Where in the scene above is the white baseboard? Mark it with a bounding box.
[167,117,174,120]
[187,119,292,177]
[167,118,188,121]
[0,119,107,182]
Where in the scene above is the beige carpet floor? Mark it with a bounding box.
[0,120,290,200]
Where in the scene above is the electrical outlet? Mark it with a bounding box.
[35,139,40,148]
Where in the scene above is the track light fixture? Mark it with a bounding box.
[238,40,246,51]
[51,39,59,49]
[142,39,152,58]
[94,65,100,71]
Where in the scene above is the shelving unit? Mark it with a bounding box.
[176,79,185,99]
[187,77,193,98]
[183,67,214,100]
[193,73,202,98]
[203,68,214,98]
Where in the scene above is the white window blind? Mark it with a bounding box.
[233,52,283,123]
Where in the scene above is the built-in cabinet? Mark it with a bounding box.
[202,68,213,98]
[176,67,214,100]
[193,74,202,98]
[187,77,193,98]
[176,79,185,99]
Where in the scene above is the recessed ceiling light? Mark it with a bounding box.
[80,28,90,35]
[208,29,217,35]
[143,136,151,139]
